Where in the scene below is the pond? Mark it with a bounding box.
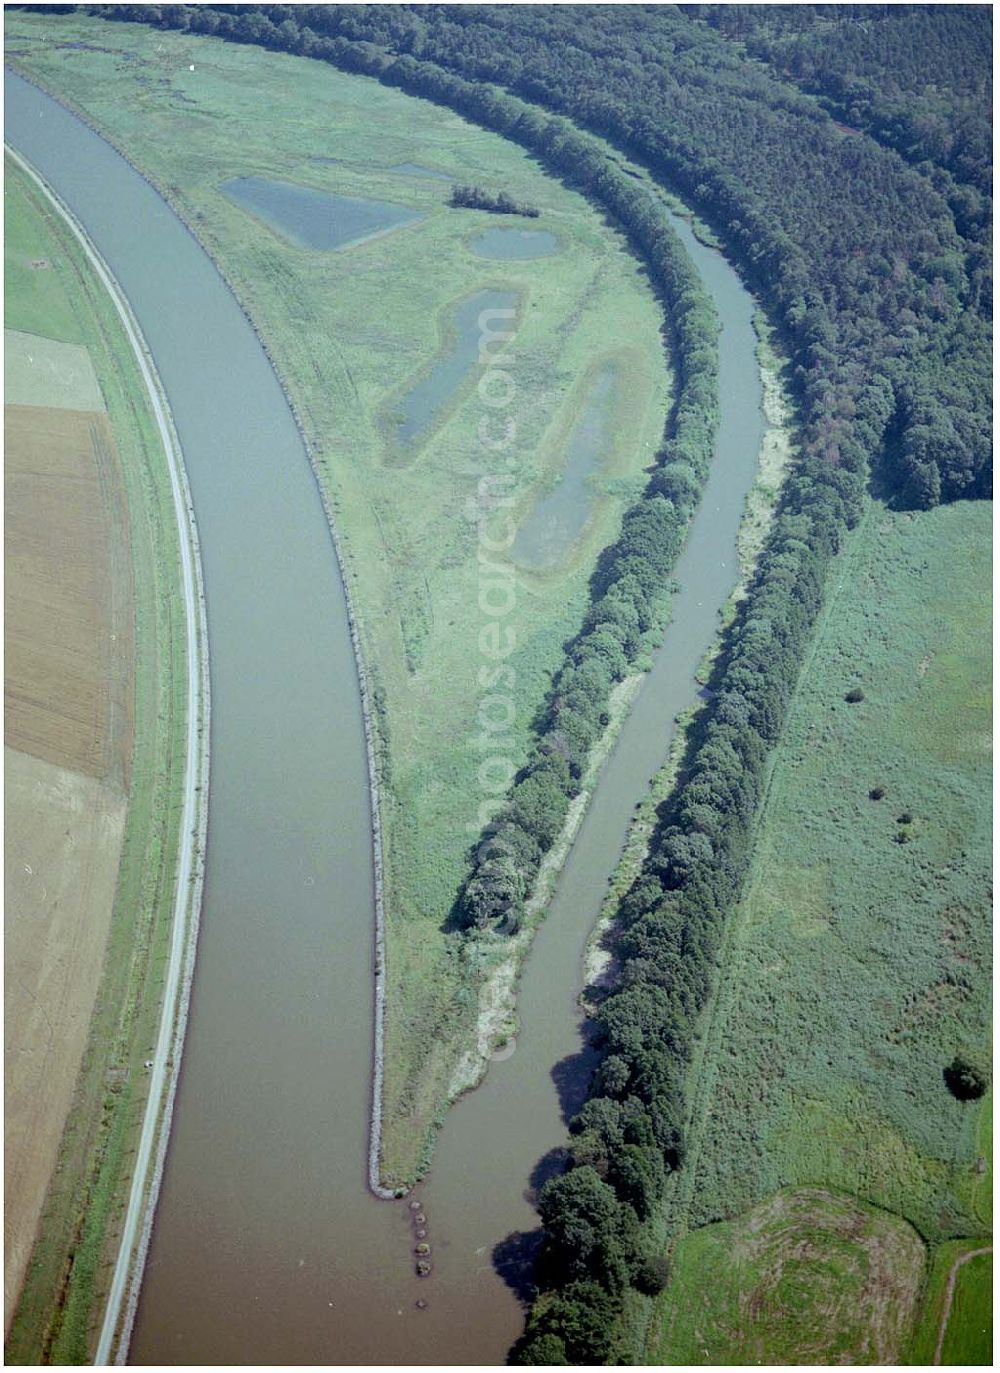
[511,365,617,570]
[221,175,423,251]
[470,226,558,259]
[391,287,518,455]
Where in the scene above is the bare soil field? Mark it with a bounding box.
[4,391,134,1328]
[3,747,126,1325]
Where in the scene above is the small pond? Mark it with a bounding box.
[392,287,518,454]
[221,175,423,251]
[470,227,558,259]
[511,365,616,569]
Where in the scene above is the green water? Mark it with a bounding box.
[511,365,616,569]
[393,288,519,453]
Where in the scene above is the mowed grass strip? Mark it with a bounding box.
[4,158,187,1363]
[649,1187,926,1366]
[6,12,673,1182]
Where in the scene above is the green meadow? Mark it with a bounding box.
[649,1188,926,1366]
[938,1250,993,1365]
[650,493,991,1360]
[6,11,671,1181]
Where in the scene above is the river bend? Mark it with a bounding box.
[6,70,762,1366]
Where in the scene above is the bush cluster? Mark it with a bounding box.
[449,183,539,217]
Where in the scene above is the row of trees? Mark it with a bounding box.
[449,184,539,217]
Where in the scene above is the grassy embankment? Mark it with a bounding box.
[642,494,991,1362]
[4,161,188,1363]
[6,11,672,1184]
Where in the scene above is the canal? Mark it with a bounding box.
[7,69,762,1366]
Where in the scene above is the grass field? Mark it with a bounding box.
[679,496,992,1241]
[6,11,673,1182]
[939,1250,992,1364]
[648,1187,926,1365]
[905,1238,993,1365]
[4,157,187,1363]
[643,492,992,1360]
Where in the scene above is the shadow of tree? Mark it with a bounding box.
[526,1145,571,1206]
[492,1227,544,1306]
[549,1019,602,1125]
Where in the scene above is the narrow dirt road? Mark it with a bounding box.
[934,1245,992,1365]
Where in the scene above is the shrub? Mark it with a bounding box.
[632,1253,671,1295]
[845,686,865,703]
[944,1057,989,1101]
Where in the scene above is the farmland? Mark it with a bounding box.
[4,157,187,1362]
[5,11,672,1182]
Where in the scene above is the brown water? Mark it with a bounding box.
[6,69,762,1367]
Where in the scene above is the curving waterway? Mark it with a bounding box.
[7,71,763,1366]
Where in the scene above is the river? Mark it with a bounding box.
[6,71,762,1366]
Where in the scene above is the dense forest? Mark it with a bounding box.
[685,5,992,205]
[76,4,991,1363]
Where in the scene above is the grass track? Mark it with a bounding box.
[906,1240,993,1365]
[4,159,187,1365]
[5,10,673,1182]
[937,1249,992,1365]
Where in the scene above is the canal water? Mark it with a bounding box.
[7,69,763,1366]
